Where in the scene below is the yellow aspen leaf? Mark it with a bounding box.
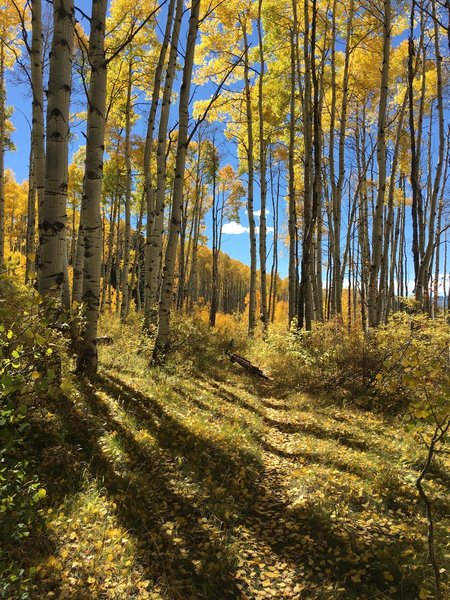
[383,571,394,581]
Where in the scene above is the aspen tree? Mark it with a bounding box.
[38,0,74,303]
[152,0,201,361]
[368,0,391,327]
[146,0,183,320]
[257,0,268,330]
[143,0,176,329]
[415,0,446,307]
[242,14,257,336]
[28,0,45,283]
[287,20,297,326]
[120,58,133,320]
[76,0,108,373]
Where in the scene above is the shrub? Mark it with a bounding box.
[0,277,65,598]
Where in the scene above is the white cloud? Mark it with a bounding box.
[221,221,275,235]
[253,209,270,217]
[222,221,249,235]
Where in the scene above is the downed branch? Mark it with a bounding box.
[225,340,270,380]
[96,336,113,346]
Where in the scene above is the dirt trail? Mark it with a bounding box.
[230,395,315,599]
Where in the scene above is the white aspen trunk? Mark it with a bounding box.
[298,0,313,330]
[25,142,36,284]
[242,18,257,336]
[120,58,133,321]
[30,0,45,279]
[147,0,182,319]
[76,0,108,374]
[72,214,84,304]
[415,0,445,307]
[152,0,201,362]
[368,0,391,327]
[288,24,297,327]
[143,0,175,328]
[38,0,73,301]
[100,192,117,312]
[331,0,353,317]
[257,0,268,330]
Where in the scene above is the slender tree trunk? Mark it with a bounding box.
[257,0,268,330]
[143,0,175,328]
[298,0,314,330]
[25,143,36,284]
[147,0,182,320]
[368,0,391,326]
[415,0,445,307]
[152,0,201,361]
[288,23,297,326]
[209,141,219,327]
[38,0,74,304]
[28,0,45,282]
[242,18,257,336]
[120,58,133,321]
[76,0,108,374]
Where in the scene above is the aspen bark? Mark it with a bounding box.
[152,0,201,361]
[415,0,445,306]
[28,0,45,282]
[120,58,133,320]
[38,0,74,302]
[146,0,182,320]
[288,24,297,327]
[242,17,257,336]
[257,0,268,329]
[76,0,108,374]
[368,0,391,327]
[143,0,175,328]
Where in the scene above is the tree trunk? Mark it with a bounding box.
[152,0,201,362]
[76,0,108,375]
[242,19,257,336]
[257,0,268,330]
[120,58,133,321]
[143,0,175,328]
[38,0,74,303]
[368,0,391,327]
[146,0,182,322]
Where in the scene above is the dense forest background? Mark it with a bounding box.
[0,0,449,598]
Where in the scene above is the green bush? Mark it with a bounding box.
[0,277,65,598]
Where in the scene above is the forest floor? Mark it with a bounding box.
[16,332,450,600]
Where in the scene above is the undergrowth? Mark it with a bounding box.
[1,287,449,598]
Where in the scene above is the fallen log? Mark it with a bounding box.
[96,336,113,346]
[225,340,270,380]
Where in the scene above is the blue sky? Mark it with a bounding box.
[5,2,449,291]
[6,0,287,277]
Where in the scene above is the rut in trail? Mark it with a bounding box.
[229,394,318,600]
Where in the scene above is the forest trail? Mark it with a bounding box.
[230,393,314,598]
[26,359,445,599]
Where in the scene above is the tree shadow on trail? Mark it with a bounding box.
[27,369,427,599]
[27,372,267,599]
